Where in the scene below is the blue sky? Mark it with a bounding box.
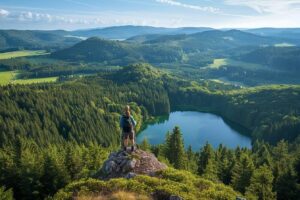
[0,0,300,30]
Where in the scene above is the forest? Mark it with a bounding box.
[0,64,300,199]
[0,21,300,200]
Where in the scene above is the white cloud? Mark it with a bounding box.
[224,0,300,14]
[0,9,10,17]
[155,0,219,13]
[17,11,53,22]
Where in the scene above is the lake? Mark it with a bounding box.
[137,111,251,150]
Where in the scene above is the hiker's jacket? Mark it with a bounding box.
[120,115,137,130]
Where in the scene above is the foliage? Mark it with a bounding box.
[0,138,109,200]
[245,165,276,200]
[163,126,186,169]
[0,64,300,199]
[0,186,14,200]
[155,137,300,199]
[139,138,151,152]
[231,154,255,193]
[54,169,238,200]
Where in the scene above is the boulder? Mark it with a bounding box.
[100,149,167,179]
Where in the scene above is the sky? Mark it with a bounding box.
[0,0,300,30]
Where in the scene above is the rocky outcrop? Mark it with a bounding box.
[100,149,167,179]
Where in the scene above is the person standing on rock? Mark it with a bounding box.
[120,105,137,151]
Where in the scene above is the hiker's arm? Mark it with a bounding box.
[131,116,137,127]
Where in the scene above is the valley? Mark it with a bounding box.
[0,25,300,200]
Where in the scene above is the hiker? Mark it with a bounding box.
[120,105,137,151]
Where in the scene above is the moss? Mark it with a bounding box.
[54,168,239,200]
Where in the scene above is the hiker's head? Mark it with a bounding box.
[124,105,130,116]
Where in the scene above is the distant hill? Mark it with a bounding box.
[144,30,284,51]
[0,30,81,51]
[71,25,214,39]
[238,46,300,71]
[51,37,185,64]
[128,29,277,47]
[245,28,300,41]
[52,30,291,65]
[2,26,300,51]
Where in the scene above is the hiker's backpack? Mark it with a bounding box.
[122,115,133,132]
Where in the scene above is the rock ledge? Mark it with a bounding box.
[100,149,167,179]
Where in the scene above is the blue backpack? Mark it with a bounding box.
[122,115,133,132]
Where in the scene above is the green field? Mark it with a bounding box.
[13,77,58,84]
[205,58,268,70]
[0,71,18,85]
[205,58,227,69]
[0,70,57,85]
[0,50,49,60]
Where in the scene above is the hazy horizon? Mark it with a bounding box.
[1,0,300,30]
[1,24,300,32]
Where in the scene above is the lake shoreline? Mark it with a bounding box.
[137,111,252,150]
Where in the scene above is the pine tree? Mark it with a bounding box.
[245,165,276,200]
[198,142,217,180]
[231,153,254,194]
[164,126,186,169]
[171,126,186,169]
[40,151,70,198]
[65,144,82,179]
[254,143,272,167]
[275,165,300,200]
[295,152,300,184]
[216,145,235,184]
[163,131,171,160]
[140,137,151,152]
[186,145,197,173]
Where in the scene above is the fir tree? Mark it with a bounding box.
[231,153,254,194]
[245,165,276,200]
[165,126,186,169]
[198,142,217,180]
[140,137,151,152]
[186,145,198,173]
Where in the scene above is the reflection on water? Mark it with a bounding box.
[137,111,252,150]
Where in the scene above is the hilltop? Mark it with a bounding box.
[0,30,80,50]
[51,29,293,66]
[53,149,239,200]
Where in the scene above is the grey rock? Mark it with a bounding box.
[169,195,182,200]
[128,159,137,169]
[105,160,116,173]
[120,159,128,167]
[125,172,136,179]
[108,152,117,159]
[100,149,167,179]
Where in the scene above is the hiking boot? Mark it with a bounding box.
[123,146,127,151]
[131,146,134,152]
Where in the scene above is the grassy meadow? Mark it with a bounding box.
[205,58,227,69]
[0,50,49,60]
[0,71,18,85]
[0,70,57,85]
